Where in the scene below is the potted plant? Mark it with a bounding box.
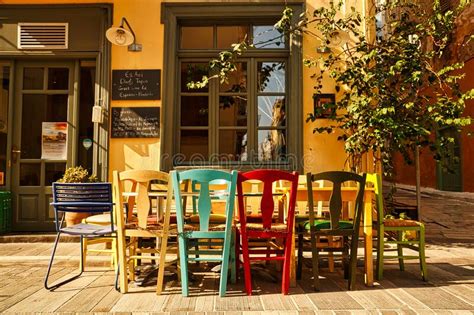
[56,166,99,226]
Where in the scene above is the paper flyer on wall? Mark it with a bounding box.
[41,122,68,160]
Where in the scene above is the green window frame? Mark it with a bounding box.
[161,3,303,171]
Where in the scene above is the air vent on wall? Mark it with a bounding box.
[17,23,68,50]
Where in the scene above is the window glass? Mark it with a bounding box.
[180,26,214,49]
[220,62,247,93]
[181,63,209,93]
[77,64,95,173]
[180,130,209,161]
[20,163,41,186]
[23,67,43,90]
[48,68,69,90]
[217,26,249,49]
[257,62,285,93]
[0,64,9,185]
[219,130,247,161]
[258,96,286,127]
[21,94,68,159]
[219,96,247,127]
[253,25,285,48]
[45,163,66,186]
[258,129,287,162]
[181,96,209,126]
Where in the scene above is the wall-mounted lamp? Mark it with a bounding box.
[105,17,142,52]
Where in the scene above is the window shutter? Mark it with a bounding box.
[17,23,68,49]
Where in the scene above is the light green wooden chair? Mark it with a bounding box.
[172,169,238,297]
[366,173,428,281]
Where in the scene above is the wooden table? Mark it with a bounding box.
[281,186,375,287]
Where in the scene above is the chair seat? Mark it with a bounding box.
[384,219,422,227]
[84,213,111,225]
[62,223,114,236]
[125,217,197,232]
[188,213,227,224]
[239,222,288,232]
[301,220,353,231]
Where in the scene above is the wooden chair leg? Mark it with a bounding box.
[376,226,384,281]
[397,231,405,272]
[230,230,237,284]
[328,236,335,272]
[296,230,303,280]
[219,231,232,297]
[178,235,189,297]
[419,226,428,281]
[111,237,117,269]
[342,236,349,280]
[348,233,359,291]
[80,237,88,272]
[235,229,240,280]
[282,235,293,295]
[128,238,136,282]
[241,233,253,295]
[156,233,169,295]
[116,232,128,293]
[309,229,320,291]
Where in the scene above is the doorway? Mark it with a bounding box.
[11,61,95,231]
[436,128,462,192]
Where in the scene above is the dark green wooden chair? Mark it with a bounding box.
[366,173,428,281]
[297,171,367,291]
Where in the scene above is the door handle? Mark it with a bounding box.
[12,147,21,164]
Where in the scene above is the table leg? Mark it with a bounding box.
[363,193,373,286]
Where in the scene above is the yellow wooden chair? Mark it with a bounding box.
[113,169,174,294]
[80,214,118,271]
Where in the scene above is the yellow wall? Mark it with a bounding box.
[108,0,163,178]
[2,0,364,176]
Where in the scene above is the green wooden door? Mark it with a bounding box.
[436,128,462,192]
[12,61,77,231]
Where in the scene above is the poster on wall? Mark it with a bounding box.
[42,122,68,160]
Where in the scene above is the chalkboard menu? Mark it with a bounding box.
[112,70,161,100]
[111,107,160,138]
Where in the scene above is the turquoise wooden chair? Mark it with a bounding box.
[172,169,238,297]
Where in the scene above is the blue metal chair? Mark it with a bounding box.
[44,182,116,291]
[172,169,238,297]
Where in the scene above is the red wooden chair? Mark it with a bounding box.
[236,169,298,295]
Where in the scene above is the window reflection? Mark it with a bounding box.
[253,25,285,48]
[258,96,285,127]
[220,62,247,93]
[258,129,287,162]
[180,130,209,161]
[180,26,213,49]
[257,62,285,93]
[217,26,249,49]
[181,63,209,93]
[219,96,247,126]
[181,96,209,126]
[219,130,247,161]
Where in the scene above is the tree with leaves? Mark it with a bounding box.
[189,0,473,178]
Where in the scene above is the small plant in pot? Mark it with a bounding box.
[57,166,99,227]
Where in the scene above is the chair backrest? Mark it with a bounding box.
[307,171,367,230]
[113,170,171,230]
[366,173,384,226]
[237,169,299,232]
[51,182,113,231]
[172,169,238,232]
